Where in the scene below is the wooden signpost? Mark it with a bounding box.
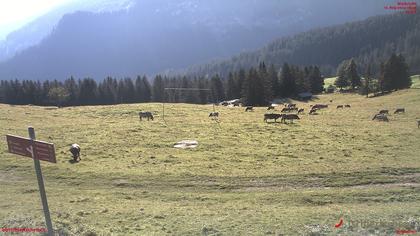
[5,127,55,236]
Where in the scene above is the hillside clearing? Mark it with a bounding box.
[1,88,420,235]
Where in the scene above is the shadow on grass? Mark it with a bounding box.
[68,159,80,164]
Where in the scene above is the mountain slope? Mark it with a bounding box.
[0,0,390,80]
[180,12,420,78]
[0,0,134,62]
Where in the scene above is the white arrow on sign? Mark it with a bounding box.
[26,145,34,158]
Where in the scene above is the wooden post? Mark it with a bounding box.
[28,127,54,236]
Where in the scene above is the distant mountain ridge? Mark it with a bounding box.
[0,0,391,80]
[0,0,134,62]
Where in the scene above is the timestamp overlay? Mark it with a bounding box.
[384,1,417,14]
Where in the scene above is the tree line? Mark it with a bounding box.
[0,63,324,106]
[0,53,410,107]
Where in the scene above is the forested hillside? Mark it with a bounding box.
[180,13,420,78]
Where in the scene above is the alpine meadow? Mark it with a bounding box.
[1,76,420,235]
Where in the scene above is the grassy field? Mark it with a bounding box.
[323,77,337,89]
[1,87,420,235]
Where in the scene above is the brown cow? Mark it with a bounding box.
[281,114,300,123]
[372,113,389,122]
[336,105,343,109]
[312,104,328,109]
[298,108,304,114]
[379,110,389,115]
[309,108,318,115]
[394,108,405,114]
[209,112,219,118]
[245,106,254,112]
[264,113,283,123]
[345,104,351,108]
[139,112,154,121]
[281,107,298,113]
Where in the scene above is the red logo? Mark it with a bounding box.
[335,218,343,228]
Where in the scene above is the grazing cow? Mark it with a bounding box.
[245,106,254,112]
[281,114,300,123]
[139,112,154,121]
[379,110,389,115]
[298,108,304,114]
[264,113,283,123]
[372,113,389,122]
[69,144,81,162]
[267,105,275,110]
[309,108,318,115]
[312,104,328,110]
[394,108,405,114]
[209,112,219,118]
[336,105,344,109]
[281,107,298,113]
[345,104,351,108]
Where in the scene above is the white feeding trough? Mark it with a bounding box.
[174,140,198,149]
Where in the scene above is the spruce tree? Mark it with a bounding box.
[347,59,361,90]
[210,74,225,103]
[335,60,350,89]
[279,63,295,97]
[152,75,165,102]
[142,76,152,102]
[226,72,237,100]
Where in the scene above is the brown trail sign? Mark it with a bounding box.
[6,135,56,163]
[5,127,55,236]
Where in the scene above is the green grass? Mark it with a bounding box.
[323,76,337,89]
[411,75,420,88]
[1,89,420,235]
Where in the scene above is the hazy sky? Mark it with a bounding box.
[0,0,73,39]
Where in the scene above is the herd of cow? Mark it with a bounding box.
[371,108,406,122]
[138,103,420,128]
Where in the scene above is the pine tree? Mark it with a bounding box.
[395,54,411,89]
[279,63,295,97]
[364,63,372,97]
[335,60,350,89]
[142,76,152,102]
[347,59,361,90]
[242,67,257,106]
[210,74,225,103]
[152,75,165,102]
[226,72,237,100]
[258,62,272,103]
[48,87,69,107]
[267,64,280,97]
[236,69,246,99]
[79,78,98,105]
[310,66,324,94]
[197,77,208,104]
[64,76,79,105]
